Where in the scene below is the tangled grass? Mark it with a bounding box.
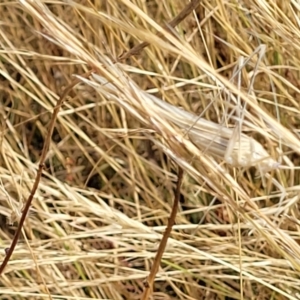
[1,0,300,299]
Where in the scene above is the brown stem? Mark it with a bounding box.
[141,168,184,300]
[0,70,93,275]
[118,0,201,61]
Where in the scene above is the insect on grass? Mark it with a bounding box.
[85,71,280,176]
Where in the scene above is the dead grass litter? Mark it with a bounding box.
[1,0,300,299]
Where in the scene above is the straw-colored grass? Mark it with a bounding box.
[1,0,300,299]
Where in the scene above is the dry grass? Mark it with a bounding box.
[1,0,300,299]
